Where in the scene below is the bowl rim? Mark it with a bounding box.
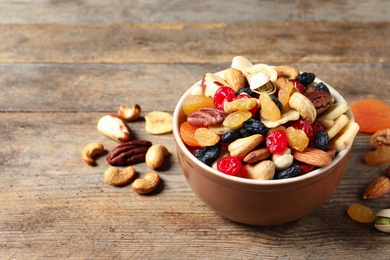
[173,69,354,187]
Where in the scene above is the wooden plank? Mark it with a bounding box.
[0,62,388,112]
[0,22,389,63]
[1,0,389,24]
[0,112,388,258]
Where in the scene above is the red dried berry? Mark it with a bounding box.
[217,156,243,176]
[292,119,314,140]
[213,86,235,110]
[266,130,289,154]
[293,161,317,175]
[311,120,325,137]
[291,80,305,94]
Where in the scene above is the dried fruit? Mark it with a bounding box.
[242,118,269,136]
[224,97,257,113]
[297,72,315,86]
[362,176,390,199]
[179,122,203,147]
[364,145,390,165]
[260,92,281,121]
[314,131,329,150]
[221,129,243,143]
[194,128,221,147]
[217,156,243,176]
[214,86,236,110]
[195,142,222,166]
[222,110,252,129]
[277,81,294,109]
[350,98,390,134]
[347,203,375,223]
[274,165,301,180]
[292,119,314,140]
[266,130,289,154]
[286,126,309,152]
[144,111,173,135]
[182,94,215,115]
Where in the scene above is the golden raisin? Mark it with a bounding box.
[286,126,309,152]
[194,128,221,147]
[347,203,375,223]
[260,92,281,121]
[222,111,252,130]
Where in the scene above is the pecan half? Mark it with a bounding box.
[305,90,333,116]
[107,140,152,166]
[187,107,228,126]
[370,128,390,149]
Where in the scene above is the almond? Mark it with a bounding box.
[291,147,332,167]
[224,67,246,92]
[363,176,390,199]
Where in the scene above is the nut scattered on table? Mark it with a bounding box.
[106,140,152,166]
[145,144,169,170]
[97,114,133,142]
[118,104,141,122]
[104,166,136,187]
[375,209,390,233]
[362,176,390,200]
[132,171,160,195]
[82,142,104,165]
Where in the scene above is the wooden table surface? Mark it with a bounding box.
[1,0,389,258]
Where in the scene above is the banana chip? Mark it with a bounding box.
[144,111,173,135]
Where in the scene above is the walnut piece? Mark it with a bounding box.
[305,90,333,116]
[107,140,152,166]
[370,128,390,150]
[187,107,228,126]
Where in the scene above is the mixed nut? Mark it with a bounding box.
[179,56,359,180]
[82,103,173,195]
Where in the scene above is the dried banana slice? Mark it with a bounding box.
[288,92,317,123]
[328,121,360,151]
[319,102,349,121]
[326,114,349,139]
[144,111,173,135]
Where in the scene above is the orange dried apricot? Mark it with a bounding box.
[347,203,375,223]
[350,99,390,134]
[179,121,204,147]
[182,95,215,115]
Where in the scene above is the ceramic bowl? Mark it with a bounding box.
[173,71,354,225]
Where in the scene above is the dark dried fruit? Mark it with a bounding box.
[270,94,283,111]
[297,72,315,86]
[239,128,252,137]
[236,87,256,97]
[195,141,222,166]
[243,118,269,136]
[221,129,243,143]
[274,165,301,179]
[314,131,329,150]
[315,82,330,94]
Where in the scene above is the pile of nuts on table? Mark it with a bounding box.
[82,105,173,195]
[179,56,359,180]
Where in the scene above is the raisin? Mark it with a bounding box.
[194,128,221,147]
[297,72,316,86]
[239,128,252,137]
[236,87,257,97]
[195,142,222,166]
[315,82,330,94]
[260,92,281,121]
[270,94,283,111]
[274,165,301,179]
[347,203,375,223]
[221,129,243,143]
[243,118,269,136]
[314,131,329,150]
[223,111,252,129]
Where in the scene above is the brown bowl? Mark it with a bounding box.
[173,72,354,225]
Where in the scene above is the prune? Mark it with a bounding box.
[243,118,269,136]
[236,87,257,97]
[297,72,315,86]
[315,82,330,94]
[195,142,222,166]
[221,130,243,143]
[314,131,329,150]
[239,128,251,137]
[270,94,283,111]
[274,165,301,179]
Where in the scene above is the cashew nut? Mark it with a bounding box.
[118,104,141,121]
[145,144,169,170]
[274,65,300,80]
[104,166,136,187]
[241,160,275,180]
[288,92,317,123]
[82,142,104,165]
[132,171,160,195]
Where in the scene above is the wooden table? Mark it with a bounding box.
[1,1,389,258]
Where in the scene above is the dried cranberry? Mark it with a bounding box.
[290,80,306,94]
[293,161,317,175]
[217,156,243,176]
[266,130,288,154]
[311,120,325,137]
[213,86,235,110]
[292,119,314,140]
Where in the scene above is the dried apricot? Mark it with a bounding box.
[194,128,221,147]
[364,145,390,165]
[347,203,375,223]
[179,121,203,147]
[182,95,215,115]
[350,99,390,134]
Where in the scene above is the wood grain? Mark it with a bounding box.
[1,22,389,63]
